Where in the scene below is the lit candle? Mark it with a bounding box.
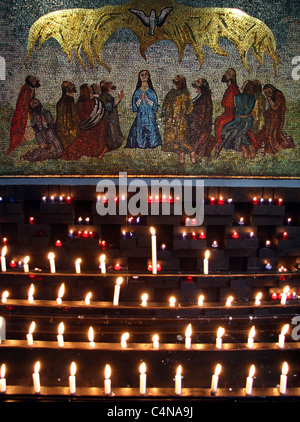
[161,243,166,251]
[104,364,111,395]
[28,284,35,303]
[23,256,30,273]
[99,254,106,274]
[282,232,288,240]
[141,293,148,307]
[85,292,92,305]
[57,322,64,347]
[185,323,192,349]
[139,362,147,395]
[249,231,254,238]
[69,362,76,395]
[245,365,255,396]
[232,231,239,239]
[238,217,245,225]
[181,232,186,240]
[265,240,271,248]
[114,263,121,271]
[113,277,123,306]
[227,198,233,205]
[212,240,218,248]
[121,332,129,348]
[252,196,259,205]
[169,296,176,307]
[278,198,283,206]
[210,364,222,395]
[203,250,210,275]
[247,326,255,348]
[287,217,292,225]
[150,227,157,275]
[199,232,206,239]
[88,326,95,348]
[32,361,40,394]
[198,294,204,306]
[260,198,264,204]
[0,364,6,393]
[50,195,55,203]
[209,197,215,204]
[226,296,234,306]
[1,291,8,303]
[56,283,65,305]
[265,262,272,270]
[218,196,224,205]
[75,258,81,274]
[216,327,225,349]
[27,321,36,345]
[29,217,35,225]
[255,292,262,305]
[281,286,289,305]
[175,365,182,395]
[1,246,7,272]
[268,197,272,205]
[279,362,288,395]
[48,252,56,273]
[278,324,289,348]
[152,334,159,349]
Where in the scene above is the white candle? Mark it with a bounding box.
[245,365,255,396]
[104,364,111,395]
[121,332,129,348]
[85,292,92,305]
[32,361,40,394]
[56,283,65,305]
[23,256,30,273]
[150,227,157,275]
[75,258,81,274]
[255,292,262,305]
[175,365,182,395]
[48,252,56,273]
[88,326,95,348]
[203,250,210,274]
[1,291,8,303]
[0,364,6,393]
[278,324,289,348]
[247,326,255,348]
[216,327,225,349]
[152,334,159,349]
[198,295,204,306]
[28,283,35,303]
[211,364,222,395]
[226,296,234,306]
[169,296,176,307]
[279,362,288,395]
[1,247,7,272]
[113,277,123,306]
[100,254,106,274]
[139,362,147,395]
[69,362,76,395]
[57,322,64,347]
[141,293,148,307]
[27,321,36,345]
[281,286,289,305]
[185,323,192,349]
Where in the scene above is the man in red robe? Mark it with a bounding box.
[214,68,240,158]
[7,75,40,155]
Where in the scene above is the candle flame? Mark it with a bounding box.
[226,296,234,306]
[185,323,192,337]
[29,321,36,334]
[176,365,182,376]
[217,327,225,338]
[281,324,289,336]
[1,246,7,257]
[121,332,129,342]
[34,361,40,374]
[58,283,65,299]
[48,252,55,260]
[169,296,176,306]
[88,326,94,342]
[139,362,146,374]
[58,322,64,335]
[85,292,92,305]
[283,286,289,294]
[0,363,5,379]
[150,227,156,236]
[99,254,106,262]
[105,364,111,380]
[70,362,76,376]
[204,250,210,260]
[24,256,30,265]
[141,293,148,303]
[75,258,81,265]
[249,364,255,378]
[282,362,289,375]
[198,294,204,306]
[28,284,35,297]
[116,277,123,286]
[2,291,8,302]
[255,292,262,303]
[214,364,222,376]
[152,334,159,343]
[249,325,255,339]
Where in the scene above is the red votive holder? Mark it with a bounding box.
[199,232,206,239]
[55,240,62,247]
[82,230,89,238]
[29,217,35,225]
[232,231,239,239]
[209,197,215,205]
[282,232,288,239]
[9,260,17,268]
[252,197,259,205]
[271,292,278,300]
[114,263,121,271]
[218,196,224,205]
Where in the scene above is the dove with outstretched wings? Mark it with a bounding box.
[25,0,278,75]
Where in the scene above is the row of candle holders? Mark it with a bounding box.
[0,360,291,396]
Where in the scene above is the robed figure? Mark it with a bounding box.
[255,84,295,154]
[125,70,162,149]
[61,84,108,160]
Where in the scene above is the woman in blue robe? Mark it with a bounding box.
[220,80,256,158]
[125,70,162,149]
